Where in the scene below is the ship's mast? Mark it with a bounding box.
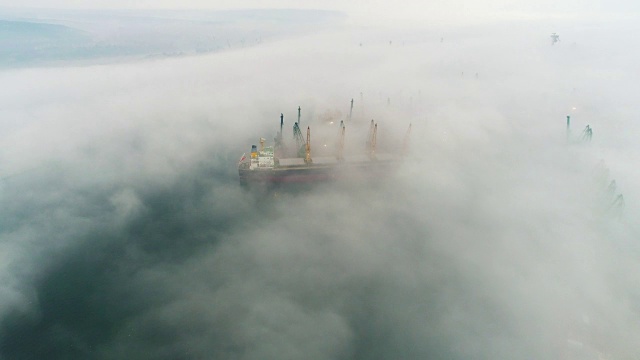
[298,106,301,126]
[305,126,312,164]
[348,98,353,121]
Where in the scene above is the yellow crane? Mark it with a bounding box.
[305,126,312,164]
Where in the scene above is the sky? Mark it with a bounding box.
[0,0,607,11]
[1,0,634,24]
[1,3,640,360]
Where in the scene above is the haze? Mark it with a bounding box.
[1,2,639,359]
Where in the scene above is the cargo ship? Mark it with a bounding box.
[238,109,410,187]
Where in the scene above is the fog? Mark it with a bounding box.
[1,6,640,360]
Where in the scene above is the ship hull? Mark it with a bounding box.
[239,161,396,188]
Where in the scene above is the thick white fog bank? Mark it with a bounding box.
[1,12,639,359]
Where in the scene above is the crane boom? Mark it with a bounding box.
[293,122,305,157]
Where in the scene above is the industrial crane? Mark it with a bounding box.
[336,120,345,161]
[366,119,377,159]
[293,122,305,157]
[305,126,312,164]
[582,125,593,142]
[274,113,287,157]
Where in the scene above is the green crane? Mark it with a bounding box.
[293,122,305,157]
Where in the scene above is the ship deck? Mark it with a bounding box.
[276,153,395,169]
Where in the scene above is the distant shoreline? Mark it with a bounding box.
[0,9,346,69]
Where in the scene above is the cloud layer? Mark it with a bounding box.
[1,10,639,359]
